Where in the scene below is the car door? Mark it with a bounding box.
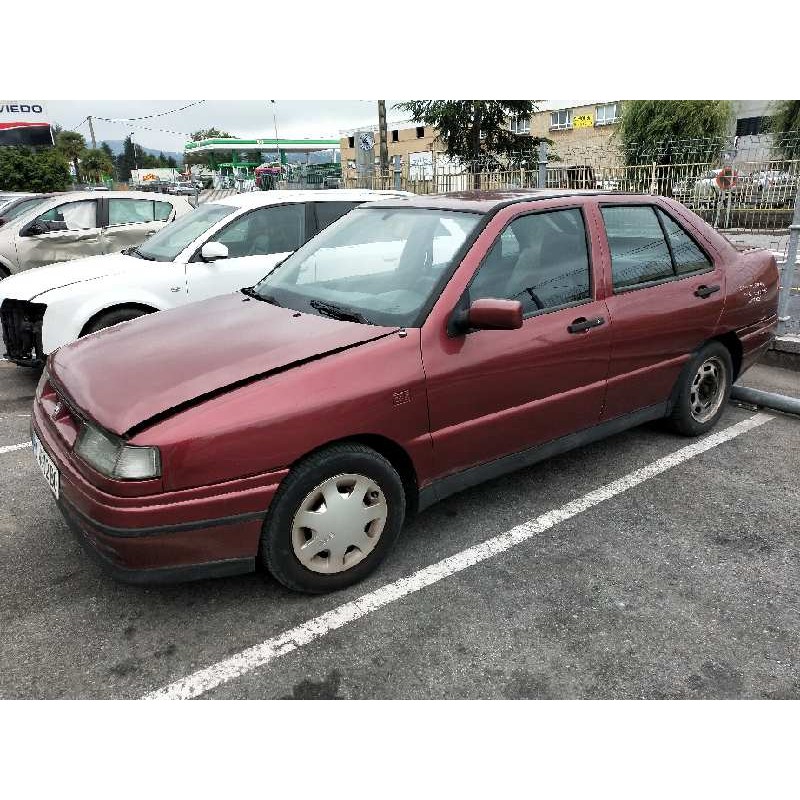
[16,199,103,269]
[421,200,612,478]
[102,197,174,254]
[597,201,725,421]
[186,202,308,302]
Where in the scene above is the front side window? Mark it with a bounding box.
[135,203,234,262]
[108,198,170,226]
[550,109,573,130]
[314,201,359,231]
[208,203,305,258]
[35,200,97,232]
[470,208,591,315]
[256,207,481,327]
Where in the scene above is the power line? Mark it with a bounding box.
[99,100,205,122]
[92,118,193,138]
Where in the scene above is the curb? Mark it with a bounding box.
[764,334,800,371]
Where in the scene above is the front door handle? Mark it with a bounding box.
[568,316,605,334]
[694,284,720,298]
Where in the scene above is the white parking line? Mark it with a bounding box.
[0,442,31,455]
[145,412,773,700]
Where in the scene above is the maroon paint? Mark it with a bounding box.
[34,191,780,580]
[467,298,523,330]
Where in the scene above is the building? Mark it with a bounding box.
[339,122,442,179]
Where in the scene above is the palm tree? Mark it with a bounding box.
[81,148,115,184]
[55,130,87,183]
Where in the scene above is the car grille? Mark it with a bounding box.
[1,298,47,364]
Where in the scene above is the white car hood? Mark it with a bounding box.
[0,253,146,301]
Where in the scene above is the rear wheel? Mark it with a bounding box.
[667,342,733,437]
[83,307,150,336]
[260,444,406,593]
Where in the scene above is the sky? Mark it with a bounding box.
[44,99,600,154]
[45,100,410,153]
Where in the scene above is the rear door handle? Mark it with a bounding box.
[568,316,605,334]
[694,284,720,298]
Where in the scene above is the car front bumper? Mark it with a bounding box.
[32,402,288,584]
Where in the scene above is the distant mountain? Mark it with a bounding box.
[101,139,184,164]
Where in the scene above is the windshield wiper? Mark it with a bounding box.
[309,299,371,324]
[123,246,155,261]
[241,286,282,306]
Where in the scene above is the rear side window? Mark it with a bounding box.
[601,206,673,289]
[656,209,712,275]
[314,201,359,231]
[108,198,174,226]
[470,208,591,315]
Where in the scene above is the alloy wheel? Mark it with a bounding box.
[689,356,727,423]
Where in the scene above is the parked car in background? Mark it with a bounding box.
[29,190,778,590]
[672,168,741,207]
[0,190,193,279]
[0,189,411,365]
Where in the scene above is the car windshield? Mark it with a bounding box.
[1,196,48,224]
[254,206,482,327]
[134,203,235,262]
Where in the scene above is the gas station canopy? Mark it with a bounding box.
[184,137,340,156]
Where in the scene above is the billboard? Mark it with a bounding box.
[0,101,53,147]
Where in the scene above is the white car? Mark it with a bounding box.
[0,189,411,366]
[0,190,194,278]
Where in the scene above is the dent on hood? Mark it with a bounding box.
[123,330,398,438]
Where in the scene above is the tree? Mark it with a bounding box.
[115,135,136,181]
[770,100,800,159]
[81,148,115,184]
[393,100,544,167]
[0,147,71,192]
[618,100,733,165]
[55,130,87,183]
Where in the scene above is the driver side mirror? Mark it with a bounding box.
[449,298,523,335]
[201,242,229,262]
[22,221,47,237]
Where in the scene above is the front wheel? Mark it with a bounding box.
[82,307,149,336]
[667,342,733,437]
[260,444,406,593]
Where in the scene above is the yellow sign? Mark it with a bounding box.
[573,114,594,129]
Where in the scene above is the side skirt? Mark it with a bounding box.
[417,402,669,512]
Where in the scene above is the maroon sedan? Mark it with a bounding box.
[31,190,779,592]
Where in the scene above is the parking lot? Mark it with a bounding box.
[1,358,798,700]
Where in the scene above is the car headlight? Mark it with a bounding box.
[74,422,161,480]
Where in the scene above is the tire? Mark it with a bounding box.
[83,307,149,336]
[0,266,9,281]
[260,443,406,594]
[667,342,733,437]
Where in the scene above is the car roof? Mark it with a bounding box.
[358,188,616,213]
[206,189,414,211]
[44,190,184,202]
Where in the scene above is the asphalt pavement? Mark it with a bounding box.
[1,358,798,699]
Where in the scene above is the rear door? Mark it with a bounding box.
[186,202,308,302]
[598,201,725,420]
[102,197,175,254]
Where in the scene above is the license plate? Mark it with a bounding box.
[32,431,59,499]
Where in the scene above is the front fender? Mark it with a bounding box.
[39,285,178,354]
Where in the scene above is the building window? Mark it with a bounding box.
[595,102,620,126]
[510,116,531,134]
[347,136,355,148]
[736,116,770,136]
[416,126,425,138]
[549,109,572,131]
[391,129,399,142]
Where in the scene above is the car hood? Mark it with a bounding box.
[0,253,145,301]
[49,292,399,436]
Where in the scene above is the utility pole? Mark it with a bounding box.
[378,100,389,177]
[87,115,97,149]
[270,100,282,167]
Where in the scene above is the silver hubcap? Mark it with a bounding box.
[689,356,726,423]
[291,473,388,574]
